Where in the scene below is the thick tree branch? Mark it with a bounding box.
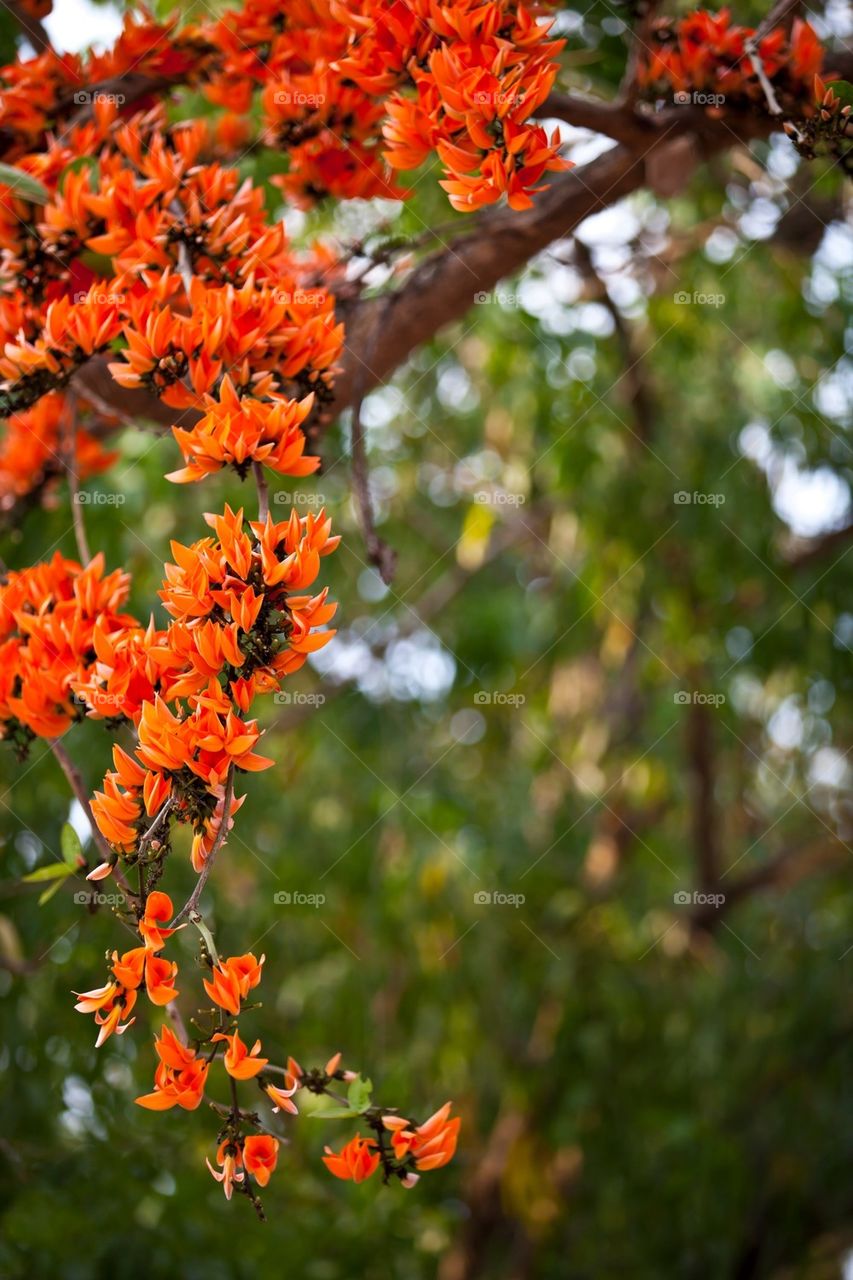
[537,92,658,145]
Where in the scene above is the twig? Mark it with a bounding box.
[253,461,269,523]
[573,240,655,444]
[742,0,803,118]
[745,37,783,116]
[349,296,397,584]
[49,738,138,905]
[136,796,173,861]
[171,765,235,927]
[618,0,663,106]
[62,389,91,565]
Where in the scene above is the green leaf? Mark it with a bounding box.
[828,79,853,108]
[38,878,68,907]
[59,156,99,194]
[0,163,49,204]
[22,863,74,884]
[61,823,83,869]
[347,1075,373,1114]
[308,1105,358,1120]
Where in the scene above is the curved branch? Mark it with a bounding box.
[171,764,235,928]
[49,737,138,905]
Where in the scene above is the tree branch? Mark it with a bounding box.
[171,765,234,927]
[49,737,138,905]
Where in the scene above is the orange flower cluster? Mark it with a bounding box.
[0,105,343,450]
[135,1024,210,1113]
[0,1,567,213]
[337,0,569,211]
[323,1102,460,1186]
[0,3,571,507]
[638,10,824,107]
[0,392,116,510]
[87,503,338,870]
[2,0,627,1213]
[0,551,134,746]
[73,891,180,1047]
[126,938,461,1202]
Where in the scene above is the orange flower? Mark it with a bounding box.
[203,962,243,1016]
[138,890,176,951]
[383,1102,461,1171]
[243,1134,279,1187]
[212,1029,269,1079]
[135,1025,209,1111]
[322,1134,381,1183]
[144,953,180,1006]
[265,1070,300,1116]
[203,952,264,1014]
[206,1141,244,1200]
[167,376,319,485]
[110,946,147,989]
[73,981,137,1047]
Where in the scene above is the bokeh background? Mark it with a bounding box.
[1,1,852,1277]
